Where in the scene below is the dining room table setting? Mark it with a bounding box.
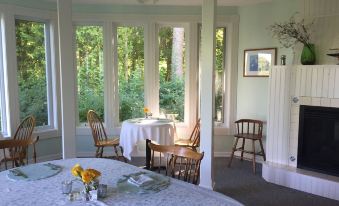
[0,158,243,206]
[119,116,175,169]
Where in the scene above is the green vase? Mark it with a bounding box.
[301,44,316,65]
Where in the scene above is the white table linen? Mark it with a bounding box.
[0,158,243,206]
[120,118,175,160]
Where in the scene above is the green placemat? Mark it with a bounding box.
[7,163,62,181]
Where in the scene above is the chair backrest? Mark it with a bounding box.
[87,110,107,145]
[0,139,31,170]
[189,119,200,147]
[235,119,263,137]
[148,142,204,185]
[13,116,35,141]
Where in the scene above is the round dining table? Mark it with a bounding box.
[0,158,243,206]
[119,118,175,168]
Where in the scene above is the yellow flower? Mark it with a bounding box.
[87,168,101,179]
[144,107,149,113]
[81,170,93,184]
[71,164,83,177]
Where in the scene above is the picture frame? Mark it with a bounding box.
[243,48,277,77]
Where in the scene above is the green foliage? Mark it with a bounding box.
[214,28,225,121]
[76,26,104,122]
[117,27,145,121]
[16,19,48,126]
[159,27,185,121]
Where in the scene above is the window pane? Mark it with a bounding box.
[117,26,144,122]
[76,26,104,123]
[159,27,185,122]
[16,19,48,126]
[215,28,226,122]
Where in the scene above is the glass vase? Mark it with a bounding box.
[301,44,316,65]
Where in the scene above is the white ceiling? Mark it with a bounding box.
[49,0,272,6]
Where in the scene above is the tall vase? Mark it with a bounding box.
[301,44,316,65]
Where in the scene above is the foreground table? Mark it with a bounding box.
[0,158,242,206]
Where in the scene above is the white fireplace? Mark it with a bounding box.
[263,65,339,201]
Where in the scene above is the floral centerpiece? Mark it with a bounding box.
[71,164,101,200]
[144,107,151,118]
[269,14,315,65]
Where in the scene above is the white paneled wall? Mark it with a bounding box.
[267,65,339,167]
[264,65,339,201]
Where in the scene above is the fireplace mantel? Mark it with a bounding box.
[263,65,339,201]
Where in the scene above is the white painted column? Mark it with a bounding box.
[1,10,20,136]
[199,0,216,189]
[57,0,76,159]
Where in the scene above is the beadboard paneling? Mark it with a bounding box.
[267,65,339,167]
[266,65,339,201]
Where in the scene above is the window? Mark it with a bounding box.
[158,26,186,122]
[15,19,52,127]
[198,26,226,123]
[75,25,104,124]
[215,27,226,123]
[117,26,144,122]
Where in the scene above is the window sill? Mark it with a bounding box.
[33,128,60,140]
[1,129,59,140]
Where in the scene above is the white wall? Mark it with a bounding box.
[235,0,298,153]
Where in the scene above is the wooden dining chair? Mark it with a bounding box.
[148,142,204,185]
[0,139,32,170]
[174,119,200,151]
[87,110,125,162]
[228,119,266,174]
[0,116,36,167]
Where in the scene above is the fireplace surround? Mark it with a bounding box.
[263,65,339,201]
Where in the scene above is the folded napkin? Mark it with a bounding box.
[127,174,154,187]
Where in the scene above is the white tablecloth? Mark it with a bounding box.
[120,118,175,160]
[0,158,243,206]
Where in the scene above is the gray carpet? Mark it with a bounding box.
[128,157,339,206]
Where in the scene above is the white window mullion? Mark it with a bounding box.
[111,23,119,128]
[103,21,115,134]
[0,18,7,135]
[186,22,199,128]
[44,23,54,129]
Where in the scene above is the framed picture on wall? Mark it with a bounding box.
[243,48,277,77]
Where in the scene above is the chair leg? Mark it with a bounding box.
[228,137,239,168]
[95,147,100,158]
[252,139,256,174]
[119,146,127,163]
[240,138,245,161]
[113,146,119,158]
[259,139,266,161]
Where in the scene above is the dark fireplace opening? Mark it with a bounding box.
[298,105,339,177]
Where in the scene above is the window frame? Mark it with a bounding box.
[198,23,235,131]
[14,16,55,131]
[214,27,227,124]
[0,21,7,136]
[73,23,106,127]
[156,22,189,124]
[114,23,146,125]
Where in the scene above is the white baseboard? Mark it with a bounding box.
[28,153,62,163]
[27,151,264,163]
[214,152,231,157]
